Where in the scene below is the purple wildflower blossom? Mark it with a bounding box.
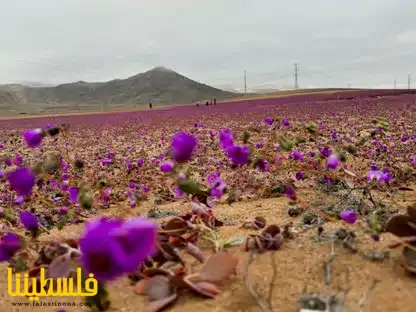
[68,187,79,203]
[227,145,250,166]
[160,161,174,173]
[79,217,157,281]
[295,172,304,181]
[19,211,38,231]
[340,210,357,224]
[219,129,234,150]
[0,233,21,262]
[264,117,273,126]
[7,167,35,196]
[326,154,340,169]
[171,132,197,163]
[23,128,44,148]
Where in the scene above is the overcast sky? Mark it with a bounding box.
[1,0,416,90]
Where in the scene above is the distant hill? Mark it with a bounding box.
[0,67,238,106]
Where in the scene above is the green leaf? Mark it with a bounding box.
[178,179,201,195]
[277,137,294,151]
[79,190,94,209]
[242,130,251,144]
[305,122,318,134]
[334,151,347,162]
[81,274,111,311]
[223,236,245,248]
[226,187,237,205]
[346,145,357,154]
[57,214,72,230]
[369,215,382,234]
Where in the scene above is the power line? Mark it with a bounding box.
[244,70,247,94]
[294,63,299,89]
[408,74,411,90]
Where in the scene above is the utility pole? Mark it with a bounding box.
[394,79,396,89]
[294,63,299,89]
[244,70,247,95]
[408,74,411,90]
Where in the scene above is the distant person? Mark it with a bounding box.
[149,102,152,109]
[196,103,200,107]
[213,98,217,105]
[205,101,209,106]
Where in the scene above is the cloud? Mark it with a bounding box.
[1,0,415,89]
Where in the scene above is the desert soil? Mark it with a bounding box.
[2,187,415,312]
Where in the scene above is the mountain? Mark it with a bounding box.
[0,67,238,106]
[18,81,55,88]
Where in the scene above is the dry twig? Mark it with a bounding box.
[243,251,276,312]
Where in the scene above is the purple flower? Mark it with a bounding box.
[7,167,35,196]
[295,172,304,181]
[209,130,217,140]
[255,159,269,172]
[0,233,21,262]
[366,170,384,182]
[321,176,334,184]
[174,186,184,199]
[101,159,112,166]
[14,196,24,206]
[23,128,44,148]
[68,187,79,203]
[227,145,250,166]
[142,184,150,192]
[326,154,340,169]
[137,158,144,167]
[79,218,126,281]
[366,169,391,183]
[284,187,296,200]
[319,147,332,158]
[58,206,68,215]
[219,129,234,150]
[206,173,219,186]
[19,211,38,231]
[210,177,227,199]
[274,144,280,152]
[171,132,197,163]
[255,142,263,149]
[371,235,380,242]
[264,117,273,126]
[13,155,23,166]
[79,217,157,281]
[411,156,416,166]
[127,161,133,170]
[60,180,69,191]
[282,119,290,126]
[339,210,357,224]
[160,161,174,173]
[4,158,12,166]
[289,151,304,161]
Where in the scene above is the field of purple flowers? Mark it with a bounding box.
[0,90,415,312]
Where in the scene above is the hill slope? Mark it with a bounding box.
[2,67,237,106]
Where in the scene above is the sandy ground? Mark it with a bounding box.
[1,187,415,312]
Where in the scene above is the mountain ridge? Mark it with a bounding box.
[0,67,239,106]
